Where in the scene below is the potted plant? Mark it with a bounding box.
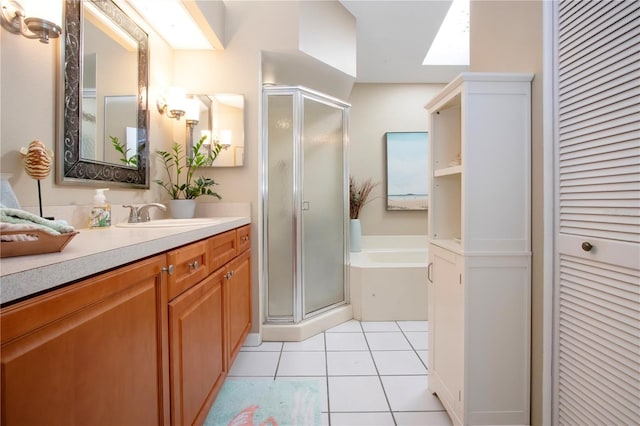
[154,136,222,218]
[349,175,378,252]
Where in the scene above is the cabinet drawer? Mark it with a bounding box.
[167,240,210,300]
[209,230,237,272]
[236,224,251,254]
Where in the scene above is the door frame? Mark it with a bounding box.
[542,1,556,424]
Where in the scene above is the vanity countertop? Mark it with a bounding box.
[0,217,250,305]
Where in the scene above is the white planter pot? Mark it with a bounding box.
[168,199,196,219]
[350,219,362,252]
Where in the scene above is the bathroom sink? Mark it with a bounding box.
[116,218,224,228]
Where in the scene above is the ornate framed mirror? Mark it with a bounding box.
[57,0,149,187]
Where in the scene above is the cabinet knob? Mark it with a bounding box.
[162,264,175,275]
[581,241,593,252]
[242,235,249,242]
[188,260,200,271]
[225,270,235,280]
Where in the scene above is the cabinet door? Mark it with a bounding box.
[169,270,225,426]
[429,245,464,423]
[0,255,169,426]
[224,250,252,366]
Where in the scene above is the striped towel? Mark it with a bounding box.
[0,208,75,241]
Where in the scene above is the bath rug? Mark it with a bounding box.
[204,379,321,426]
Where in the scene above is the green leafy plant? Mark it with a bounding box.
[349,175,378,219]
[154,136,223,200]
[110,135,138,167]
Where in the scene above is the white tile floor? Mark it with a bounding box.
[228,319,452,426]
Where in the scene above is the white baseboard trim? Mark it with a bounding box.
[262,305,353,342]
[243,332,262,347]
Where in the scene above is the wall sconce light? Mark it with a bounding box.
[185,98,200,127]
[157,86,186,120]
[220,130,232,150]
[184,98,200,157]
[1,0,62,43]
[199,130,213,163]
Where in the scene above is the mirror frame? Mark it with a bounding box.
[57,0,149,188]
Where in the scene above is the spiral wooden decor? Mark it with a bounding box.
[20,140,53,180]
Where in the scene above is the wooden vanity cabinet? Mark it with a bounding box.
[168,225,251,426]
[0,224,252,426]
[0,254,170,426]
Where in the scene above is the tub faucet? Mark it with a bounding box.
[123,203,166,223]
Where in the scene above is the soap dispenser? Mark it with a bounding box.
[89,188,111,228]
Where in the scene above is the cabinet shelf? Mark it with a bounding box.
[434,165,462,177]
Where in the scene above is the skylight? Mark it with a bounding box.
[423,0,469,66]
[127,0,213,50]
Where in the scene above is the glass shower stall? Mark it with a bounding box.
[262,86,350,324]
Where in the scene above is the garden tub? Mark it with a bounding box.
[349,235,428,321]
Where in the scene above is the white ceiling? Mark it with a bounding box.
[340,0,468,83]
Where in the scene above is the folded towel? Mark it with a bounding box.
[0,208,75,236]
[0,222,40,241]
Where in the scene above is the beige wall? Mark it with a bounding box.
[348,83,444,236]
[470,1,544,424]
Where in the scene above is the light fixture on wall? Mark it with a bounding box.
[220,130,232,150]
[185,98,200,127]
[199,130,214,163]
[184,98,200,156]
[0,0,62,43]
[157,86,187,120]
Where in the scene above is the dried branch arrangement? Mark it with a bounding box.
[349,176,378,219]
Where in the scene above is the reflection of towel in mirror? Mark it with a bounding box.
[0,208,75,242]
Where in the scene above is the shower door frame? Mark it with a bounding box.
[262,85,351,324]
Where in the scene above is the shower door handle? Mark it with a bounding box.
[302,201,310,211]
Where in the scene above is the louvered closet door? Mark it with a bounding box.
[554,1,640,425]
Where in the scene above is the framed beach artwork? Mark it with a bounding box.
[385,132,429,211]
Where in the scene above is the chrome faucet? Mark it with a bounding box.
[123,203,167,223]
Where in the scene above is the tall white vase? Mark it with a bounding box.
[350,219,362,252]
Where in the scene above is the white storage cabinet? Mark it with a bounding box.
[426,72,533,425]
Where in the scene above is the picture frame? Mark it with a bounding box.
[385,131,429,211]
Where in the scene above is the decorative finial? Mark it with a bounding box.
[20,140,53,180]
[20,140,54,217]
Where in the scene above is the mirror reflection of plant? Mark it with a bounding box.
[110,135,139,167]
[154,135,223,200]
